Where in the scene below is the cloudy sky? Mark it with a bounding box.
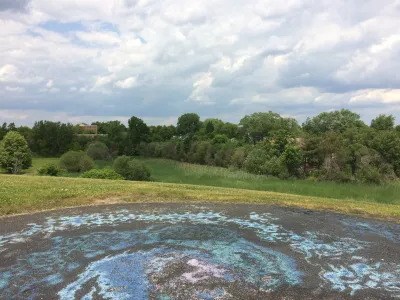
[1,0,400,126]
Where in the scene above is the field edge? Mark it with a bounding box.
[1,174,399,222]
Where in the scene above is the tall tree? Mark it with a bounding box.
[239,111,299,144]
[303,109,365,134]
[127,116,149,155]
[371,114,395,131]
[93,121,127,154]
[177,113,201,136]
[31,121,75,156]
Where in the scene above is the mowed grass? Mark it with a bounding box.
[0,157,398,220]
[1,174,400,221]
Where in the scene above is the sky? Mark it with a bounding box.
[0,0,400,126]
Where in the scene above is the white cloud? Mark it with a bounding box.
[188,72,214,104]
[0,0,400,124]
[115,76,137,89]
[76,31,120,46]
[350,89,400,104]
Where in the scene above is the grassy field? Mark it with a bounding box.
[0,157,398,220]
[1,174,400,221]
[24,157,400,204]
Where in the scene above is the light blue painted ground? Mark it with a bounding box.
[0,205,399,299]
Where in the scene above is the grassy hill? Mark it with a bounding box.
[0,157,399,220]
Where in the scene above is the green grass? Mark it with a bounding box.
[1,157,398,220]
[139,158,400,205]
[1,175,400,221]
[21,157,400,205]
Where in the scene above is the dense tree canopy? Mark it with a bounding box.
[2,109,400,184]
[371,114,395,131]
[302,109,365,134]
[239,111,299,143]
[31,121,75,156]
[177,113,201,136]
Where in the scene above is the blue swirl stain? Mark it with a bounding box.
[0,207,399,299]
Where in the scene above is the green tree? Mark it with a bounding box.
[369,131,400,176]
[239,111,299,144]
[371,114,395,131]
[149,125,176,142]
[93,121,127,155]
[127,116,149,155]
[281,145,303,177]
[0,131,32,174]
[177,113,201,136]
[31,121,75,156]
[303,109,365,134]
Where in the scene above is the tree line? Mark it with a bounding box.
[1,109,400,184]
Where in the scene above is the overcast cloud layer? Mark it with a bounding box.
[1,0,400,126]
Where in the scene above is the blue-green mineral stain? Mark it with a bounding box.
[0,207,399,299]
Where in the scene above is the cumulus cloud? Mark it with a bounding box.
[0,0,400,125]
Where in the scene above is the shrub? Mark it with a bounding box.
[244,148,268,174]
[0,131,32,174]
[230,147,247,169]
[86,141,110,160]
[263,156,288,179]
[281,145,303,177]
[81,168,123,180]
[37,164,63,176]
[113,156,151,181]
[355,165,382,184]
[59,150,94,172]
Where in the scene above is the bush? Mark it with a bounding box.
[86,141,110,160]
[281,145,303,177]
[37,164,63,176]
[263,156,288,179]
[81,168,123,180]
[0,131,32,174]
[59,150,94,172]
[355,165,382,184]
[230,147,247,169]
[113,156,151,181]
[244,148,268,174]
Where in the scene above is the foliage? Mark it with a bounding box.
[177,113,201,136]
[31,121,75,156]
[23,156,400,206]
[239,111,300,143]
[59,151,94,172]
[303,109,365,134]
[371,114,395,131]
[113,156,151,181]
[0,131,32,174]
[3,109,400,184]
[149,125,176,142]
[93,121,127,155]
[281,145,303,177]
[81,168,123,180]
[127,116,149,155]
[86,141,110,160]
[37,164,63,176]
